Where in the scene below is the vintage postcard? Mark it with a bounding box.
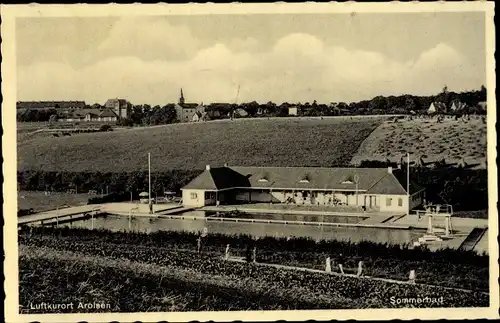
[2,2,498,322]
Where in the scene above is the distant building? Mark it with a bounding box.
[477,101,487,112]
[105,98,132,119]
[288,106,300,116]
[16,101,86,110]
[182,165,425,212]
[96,109,119,122]
[233,108,248,118]
[192,111,211,122]
[174,89,205,122]
[60,108,118,122]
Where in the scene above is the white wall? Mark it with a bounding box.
[182,189,206,207]
[378,194,408,212]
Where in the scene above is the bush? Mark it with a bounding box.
[87,192,130,204]
[99,124,113,132]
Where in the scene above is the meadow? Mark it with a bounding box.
[18,191,90,213]
[17,117,383,172]
[351,118,487,167]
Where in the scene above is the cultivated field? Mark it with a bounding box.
[18,117,383,172]
[19,228,489,312]
[351,118,487,167]
[18,191,89,213]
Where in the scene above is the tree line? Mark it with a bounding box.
[17,86,486,123]
[17,165,487,212]
[17,170,199,197]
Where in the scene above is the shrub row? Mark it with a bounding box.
[22,226,489,266]
[17,169,201,196]
[17,164,488,212]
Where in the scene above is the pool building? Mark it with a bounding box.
[181,165,425,213]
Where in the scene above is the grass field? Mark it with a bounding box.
[351,118,487,167]
[18,117,383,172]
[18,191,89,212]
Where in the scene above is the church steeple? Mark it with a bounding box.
[179,88,185,105]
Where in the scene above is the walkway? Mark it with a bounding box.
[202,204,401,218]
[226,257,488,294]
[18,204,102,225]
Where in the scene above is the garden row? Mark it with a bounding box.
[19,244,489,313]
[20,227,489,291]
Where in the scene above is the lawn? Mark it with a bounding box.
[18,117,383,172]
[18,190,89,212]
[351,118,487,168]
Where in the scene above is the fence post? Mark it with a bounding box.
[409,270,416,284]
[325,257,332,273]
[225,244,230,260]
[357,261,363,277]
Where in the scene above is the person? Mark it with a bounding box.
[337,253,345,275]
[252,246,257,263]
[149,203,153,214]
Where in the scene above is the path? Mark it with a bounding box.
[18,204,102,225]
[226,257,488,294]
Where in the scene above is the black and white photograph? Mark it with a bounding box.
[2,2,498,322]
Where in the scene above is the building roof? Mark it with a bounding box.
[98,109,118,118]
[105,98,129,106]
[182,166,422,195]
[176,103,202,110]
[234,108,248,117]
[183,167,250,190]
[81,108,102,117]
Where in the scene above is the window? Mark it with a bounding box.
[398,198,403,207]
[386,198,392,206]
[190,192,198,200]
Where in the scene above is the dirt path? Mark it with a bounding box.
[227,257,489,295]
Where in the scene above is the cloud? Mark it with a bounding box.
[95,17,202,61]
[18,29,483,105]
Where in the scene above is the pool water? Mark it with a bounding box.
[58,212,423,246]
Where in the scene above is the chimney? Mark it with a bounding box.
[387,166,393,174]
[206,165,211,171]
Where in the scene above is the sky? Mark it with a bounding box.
[16,12,486,105]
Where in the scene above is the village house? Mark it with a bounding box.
[105,98,132,119]
[477,101,487,112]
[174,89,205,122]
[59,108,118,122]
[288,106,300,116]
[181,165,425,213]
[233,108,248,118]
[192,111,212,122]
